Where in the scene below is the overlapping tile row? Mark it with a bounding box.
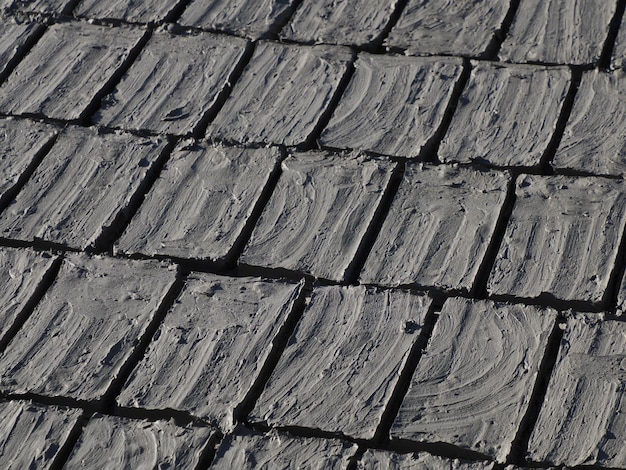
[0,1,624,469]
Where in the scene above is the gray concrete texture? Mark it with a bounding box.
[0,0,623,468]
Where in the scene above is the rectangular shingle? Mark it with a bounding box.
[0,127,167,250]
[499,0,616,65]
[359,449,495,469]
[206,41,352,146]
[0,22,144,120]
[487,175,626,305]
[439,62,570,167]
[117,143,279,263]
[64,415,214,469]
[74,0,178,23]
[319,54,463,158]
[385,0,509,57]
[94,31,248,135]
[250,286,432,440]
[0,22,43,79]
[361,165,509,292]
[0,400,81,469]
[0,254,177,401]
[178,0,296,39]
[0,118,57,205]
[528,315,626,467]
[0,248,56,340]
[117,273,303,430]
[280,0,397,46]
[391,297,556,462]
[211,430,357,469]
[240,151,394,282]
[553,70,626,176]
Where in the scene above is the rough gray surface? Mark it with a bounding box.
[320,54,463,157]
[391,297,556,462]
[178,0,295,39]
[95,31,247,135]
[0,254,177,400]
[528,315,626,467]
[118,273,303,431]
[487,175,626,305]
[0,0,69,13]
[499,0,616,65]
[117,143,278,262]
[75,0,176,23]
[0,400,81,469]
[250,286,432,439]
[64,414,214,469]
[241,151,393,281]
[0,248,55,340]
[553,70,626,176]
[0,22,42,78]
[0,118,57,200]
[385,0,509,57]
[206,41,352,146]
[0,22,143,120]
[358,449,495,469]
[211,430,357,469]
[439,62,570,167]
[0,127,166,250]
[361,165,509,292]
[280,0,396,46]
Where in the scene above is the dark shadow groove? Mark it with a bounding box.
[265,0,306,40]
[540,66,583,173]
[419,58,471,163]
[483,0,521,60]
[48,411,88,470]
[301,53,356,151]
[0,132,58,215]
[91,136,180,255]
[194,431,224,470]
[470,174,517,298]
[506,317,565,466]
[0,23,47,87]
[386,438,493,463]
[78,28,153,126]
[598,0,626,69]
[601,198,626,314]
[221,147,287,269]
[162,0,194,24]
[488,292,605,314]
[99,270,186,412]
[234,283,309,424]
[369,0,411,52]
[193,41,256,139]
[0,256,63,355]
[371,298,444,447]
[344,161,405,285]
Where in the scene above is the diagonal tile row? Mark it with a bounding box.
[1,0,624,65]
[0,3,625,469]
[1,248,626,467]
[2,119,626,308]
[2,18,626,170]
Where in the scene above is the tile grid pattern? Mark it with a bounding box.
[0,0,623,468]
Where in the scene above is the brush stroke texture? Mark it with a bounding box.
[118,274,302,431]
[320,54,463,157]
[251,286,431,439]
[488,175,626,304]
[241,151,393,281]
[392,298,556,462]
[0,254,176,400]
